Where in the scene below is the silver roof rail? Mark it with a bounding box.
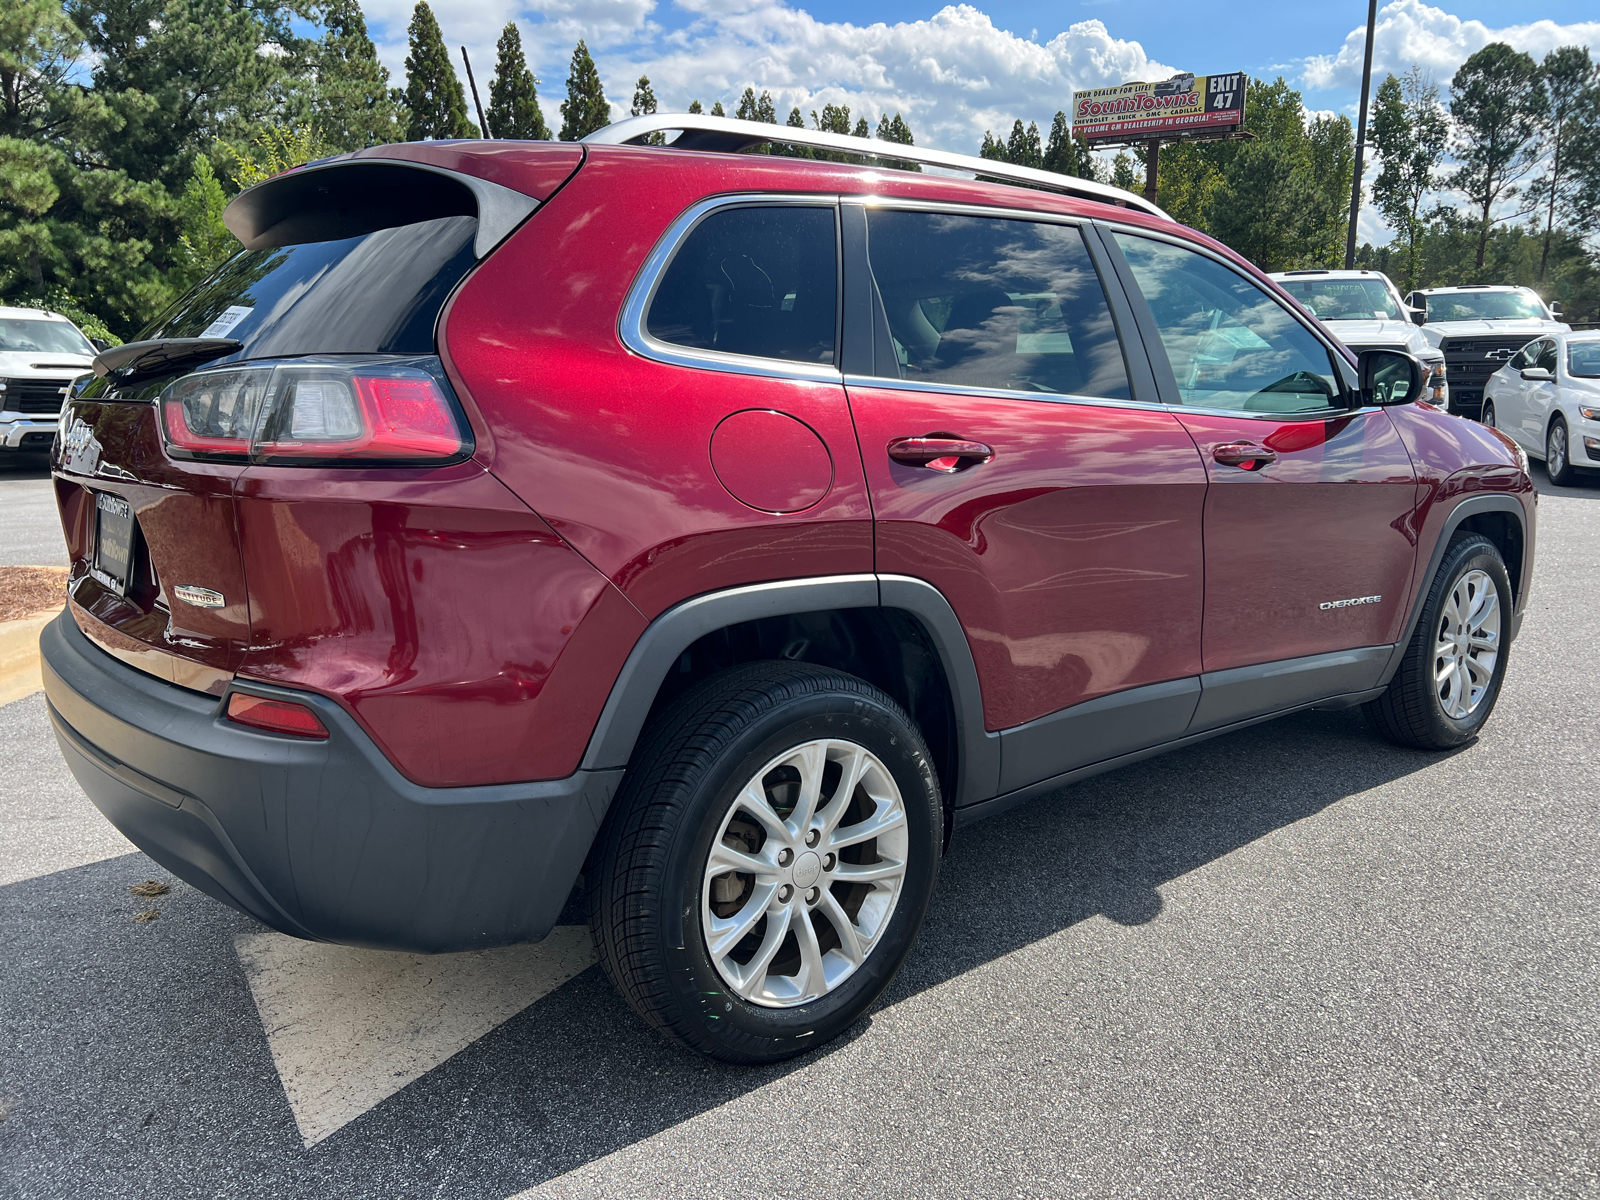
[583,114,1172,221]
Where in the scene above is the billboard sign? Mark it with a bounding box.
[1073,72,1247,143]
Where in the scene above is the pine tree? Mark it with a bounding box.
[735,87,760,120]
[688,99,703,114]
[1449,43,1546,268]
[1371,70,1447,292]
[630,74,663,144]
[404,1,475,140]
[773,106,811,158]
[313,0,402,150]
[757,91,777,124]
[486,22,548,139]
[814,104,850,134]
[1006,119,1043,168]
[1042,110,1095,179]
[852,116,870,138]
[979,130,1006,161]
[710,101,725,117]
[559,39,609,140]
[874,112,918,171]
[1530,47,1598,279]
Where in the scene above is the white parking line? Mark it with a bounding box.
[235,926,597,1147]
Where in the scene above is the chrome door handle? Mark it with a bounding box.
[887,437,995,473]
[1212,442,1277,469]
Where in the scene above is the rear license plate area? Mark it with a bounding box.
[93,492,136,595]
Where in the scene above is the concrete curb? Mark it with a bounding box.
[0,608,59,708]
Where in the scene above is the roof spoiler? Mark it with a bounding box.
[223,158,541,260]
[92,337,240,379]
[583,114,1172,221]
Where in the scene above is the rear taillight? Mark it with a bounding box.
[161,367,271,459]
[226,693,329,738]
[159,357,468,466]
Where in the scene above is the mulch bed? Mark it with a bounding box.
[0,566,68,624]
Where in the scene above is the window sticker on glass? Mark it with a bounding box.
[200,305,253,338]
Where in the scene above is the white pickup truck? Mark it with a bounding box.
[0,306,99,455]
[1269,269,1448,407]
[1403,285,1570,421]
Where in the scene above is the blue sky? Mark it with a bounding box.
[355,0,1600,242]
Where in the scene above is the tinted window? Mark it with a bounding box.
[1114,234,1344,414]
[647,206,837,364]
[0,317,93,355]
[864,211,1129,399]
[146,216,479,358]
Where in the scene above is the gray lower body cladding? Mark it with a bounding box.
[41,612,620,953]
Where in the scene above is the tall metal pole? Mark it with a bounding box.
[1344,0,1378,268]
[1144,138,1161,205]
[461,46,491,139]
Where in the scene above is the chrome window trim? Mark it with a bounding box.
[842,374,1171,414]
[840,193,1091,227]
[617,192,845,385]
[1091,218,1372,423]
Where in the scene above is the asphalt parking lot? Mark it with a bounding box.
[1,452,1596,1199]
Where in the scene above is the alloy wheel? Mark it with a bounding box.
[702,738,909,1008]
[1548,423,1568,477]
[1433,568,1500,720]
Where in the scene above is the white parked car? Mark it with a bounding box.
[0,306,98,455]
[1403,285,1569,422]
[1269,269,1448,406]
[1482,331,1600,486]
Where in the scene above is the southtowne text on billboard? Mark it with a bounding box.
[1073,72,1247,143]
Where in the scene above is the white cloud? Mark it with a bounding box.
[376,0,1176,152]
[607,3,1178,151]
[1302,0,1600,91]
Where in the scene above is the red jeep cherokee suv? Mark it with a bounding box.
[43,116,1534,1063]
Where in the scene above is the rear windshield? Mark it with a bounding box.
[0,317,93,355]
[143,216,478,358]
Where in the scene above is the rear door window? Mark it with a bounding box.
[646,206,837,365]
[145,216,479,358]
[863,210,1129,400]
[1114,233,1346,415]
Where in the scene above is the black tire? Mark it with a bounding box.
[586,662,943,1063]
[1481,399,1496,429]
[1364,532,1512,750]
[1546,416,1576,487]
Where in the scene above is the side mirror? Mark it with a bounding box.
[1358,348,1426,406]
[1549,301,1563,319]
[1520,367,1554,382]
[1408,307,1427,326]
[90,337,109,351]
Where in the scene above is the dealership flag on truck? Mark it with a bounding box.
[1072,72,1247,142]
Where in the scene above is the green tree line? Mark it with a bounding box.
[982,49,1600,319]
[6,0,1596,338]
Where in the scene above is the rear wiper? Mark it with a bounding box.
[92,337,241,381]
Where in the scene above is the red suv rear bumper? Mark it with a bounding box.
[42,612,620,952]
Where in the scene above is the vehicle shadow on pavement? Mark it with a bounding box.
[0,703,1460,1199]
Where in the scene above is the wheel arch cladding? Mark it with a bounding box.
[577,575,1002,812]
[1382,495,1529,687]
